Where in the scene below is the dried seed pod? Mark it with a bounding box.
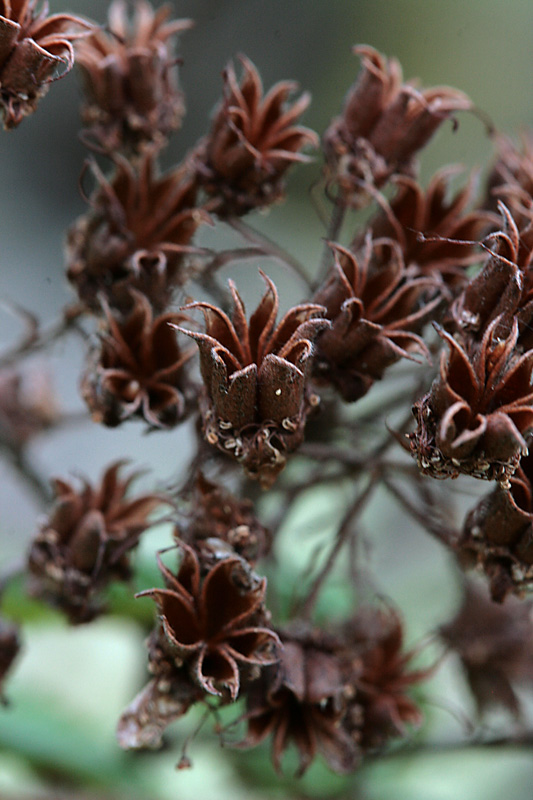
[313,239,440,401]
[459,452,533,600]
[440,581,533,716]
[343,606,427,752]
[66,155,208,313]
[360,167,494,290]
[176,272,329,487]
[28,461,168,623]
[411,317,533,483]
[237,625,362,776]
[138,542,280,701]
[487,132,533,230]
[323,45,471,206]
[0,0,93,128]
[193,55,318,216]
[445,205,524,344]
[75,0,192,156]
[176,472,271,564]
[81,290,193,429]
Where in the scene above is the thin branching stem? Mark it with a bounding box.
[299,474,378,619]
[381,475,460,548]
[314,198,347,288]
[3,447,51,507]
[226,217,312,288]
[367,730,533,767]
[0,304,85,369]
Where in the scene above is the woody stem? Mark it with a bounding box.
[3,447,51,507]
[298,474,378,619]
[226,217,312,288]
[381,474,460,548]
[0,304,86,369]
[368,730,533,765]
[314,198,347,288]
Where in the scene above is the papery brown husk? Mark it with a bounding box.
[177,272,329,486]
[27,461,168,622]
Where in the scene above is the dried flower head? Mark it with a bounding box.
[0,0,93,128]
[0,618,20,703]
[345,606,426,751]
[177,272,329,487]
[66,155,207,313]
[323,45,472,206]
[193,55,318,216]
[117,665,203,750]
[0,365,58,450]
[75,0,192,156]
[362,168,493,290]
[138,542,280,701]
[178,472,271,564]
[313,239,440,401]
[411,316,533,483]
[28,461,166,623]
[440,581,533,716]
[81,290,193,429]
[445,205,526,345]
[459,452,533,601]
[237,626,361,776]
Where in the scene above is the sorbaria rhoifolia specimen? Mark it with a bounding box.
[4,0,533,785]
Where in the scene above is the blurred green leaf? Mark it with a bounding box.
[0,697,148,794]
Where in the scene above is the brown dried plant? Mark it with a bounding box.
[5,2,533,790]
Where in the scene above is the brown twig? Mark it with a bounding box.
[0,304,86,369]
[314,198,347,289]
[381,474,460,548]
[298,475,378,619]
[3,447,51,507]
[367,729,533,767]
[226,217,312,288]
